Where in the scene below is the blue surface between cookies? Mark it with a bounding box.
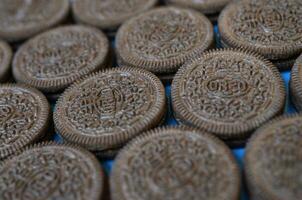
[53,24,297,200]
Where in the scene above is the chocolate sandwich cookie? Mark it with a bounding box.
[290,54,302,112]
[0,40,12,83]
[54,67,166,152]
[72,0,158,35]
[218,0,302,70]
[0,0,69,42]
[116,7,214,81]
[0,142,104,200]
[164,0,232,22]
[0,84,50,160]
[171,49,286,145]
[245,115,302,200]
[111,126,241,200]
[12,25,110,100]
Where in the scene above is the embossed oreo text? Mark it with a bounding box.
[181,54,275,122]
[206,77,249,98]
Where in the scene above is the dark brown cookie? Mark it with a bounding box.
[0,40,12,83]
[0,84,50,160]
[72,0,158,32]
[13,25,110,94]
[165,0,231,22]
[54,67,166,151]
[290,54,302,111]
[219,0,302,69]
[111,126,241,200]
[245,115,302,200]
[0,142,104,200]
[171,49,286,143]
[116,7,214,74]
[0,0,69,42]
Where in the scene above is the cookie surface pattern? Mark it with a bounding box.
[165,0,231,13]
[72,0,157,29]
[111,127,240,200]
[0,144,103,200]
[219,0,302,59]
[245,116,302,200]
[65,73,155,134]
[13,26,109,93]
[0,88,38,146]
[0,0,69,41]
[116,7,213,73]
[172,50,285,138]
[54,67,165,150]
[0,85,50,159]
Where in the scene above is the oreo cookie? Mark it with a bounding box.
[72,0,158,35]
[218,0,302,70]
[0,142,104,200]
[171,49,285,145]
[12,25,110,100]
[164,0,232,22]
[116,7,214,82]
[0,0,69,42]
[54,67,166,154]
[0,40,12,83]
[0,84,51,160]
[290,54,302,111]
[245,115,302,200]
[111,126,241,200]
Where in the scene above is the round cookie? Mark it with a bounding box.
[0,40,12,82]
[116,7,214,74]
[245,115,302,200]
[54,67,166,151]
[0,142,104,200]
[290,54,302,111]
[171,49,286,144]
[13,25,110,95]
[218,0,302,69]
[111,126,241,200]
[0,0,69,42]
[0,84,50,160]
[72,0,158,32]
